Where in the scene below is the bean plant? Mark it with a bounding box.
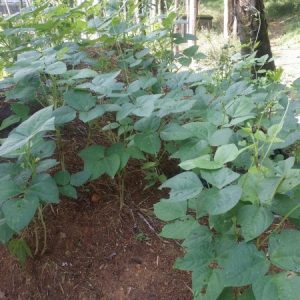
[0,1,300,299]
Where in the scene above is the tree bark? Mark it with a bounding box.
[224,0,236,39]
[235,0,275,71]
[186,0,198,46]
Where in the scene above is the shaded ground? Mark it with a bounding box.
[0,120,191,300]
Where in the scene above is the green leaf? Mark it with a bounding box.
[0,176,22,204]
[202,185,242,215]
[64,90,96,112]
[45,61,67,75]
[102,154,120,178]
[0,106,55,157]
[160,217,200,239]
[253,273,300,300]
[79,105,105,123]
[277,169,300,193]
[237,205,273,241]
[28,174,59,204]
[36,159,58,173]
[8,239,32,264]
[154,199,187,221]
[0,221,14,244]
[10,103,30,120]
[59,185,77,199]
[209,128,233,146]
[0,115,20,131]
[132,94,162,117]
[2,196,39,232]
[214,144,239,164]
[79,145,105,179]
[201,168,240,189]
[70,171,90,187]
[180,155,223,170]
[183,45,199,57]
[219,243,269,287]
[160,123,192,141]
[53,106,76,125]
[134,115,160,132]
[107,143,129,170]
[269,230,300,272]
[134,132,161,154]
[54,171,71,186]
[160,172,203,202]
[71,68,98,79]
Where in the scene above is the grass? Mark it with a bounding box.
[265,0,300,18]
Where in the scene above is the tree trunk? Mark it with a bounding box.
[224,0,236,39]
[186,0,198,46]
[150,0,157,22]
[235,0,275,70]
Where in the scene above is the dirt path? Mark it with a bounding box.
[269,20,300,84]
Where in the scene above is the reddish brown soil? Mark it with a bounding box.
[0,119,192,300]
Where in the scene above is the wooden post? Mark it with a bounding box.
[4,0,11,15]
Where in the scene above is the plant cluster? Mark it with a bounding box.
[0,1,300,299]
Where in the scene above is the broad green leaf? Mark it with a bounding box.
[0,106,54,157]
[214,144,239,164]
[36,159,58,173]
[269,230,300,272]
[102,154,121,178]
[201,168,240,189]
[107,143,129,170]
[183,45,199,57]
[79,105,105,123]
[239,172,264,204]
[172,140,210,162]
[132,94,162,117]
[54,171,70,186]
[160,217,200,239]
[10,103,29,120]
[45,61,67,75]
[0,176,21,204]
[237,205,273,241]
[253,273,300,300]
[134,132,161,154]
[202,185,242,215]
[59,185,77,199]
[116,103,135,121]
[64,90,96,112]
[182,122,217,140]
[53,106,76,125]
[70,171,90,187]
[204,271,224,300]
[209,128,233,146]
[160,172,203,202]
[0,115,20,131]
[219,243,269,287]
[79,145,105,179]
[180,155,223,170]
[0,221,14,244]
[134,115,160,132]
[154,199,187,221]
[160,123,192,141]
[268,123,283,139]
[71,68,98,79]
[28,174,59,204]
[277,169,300,193]
[2,196,39,232]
